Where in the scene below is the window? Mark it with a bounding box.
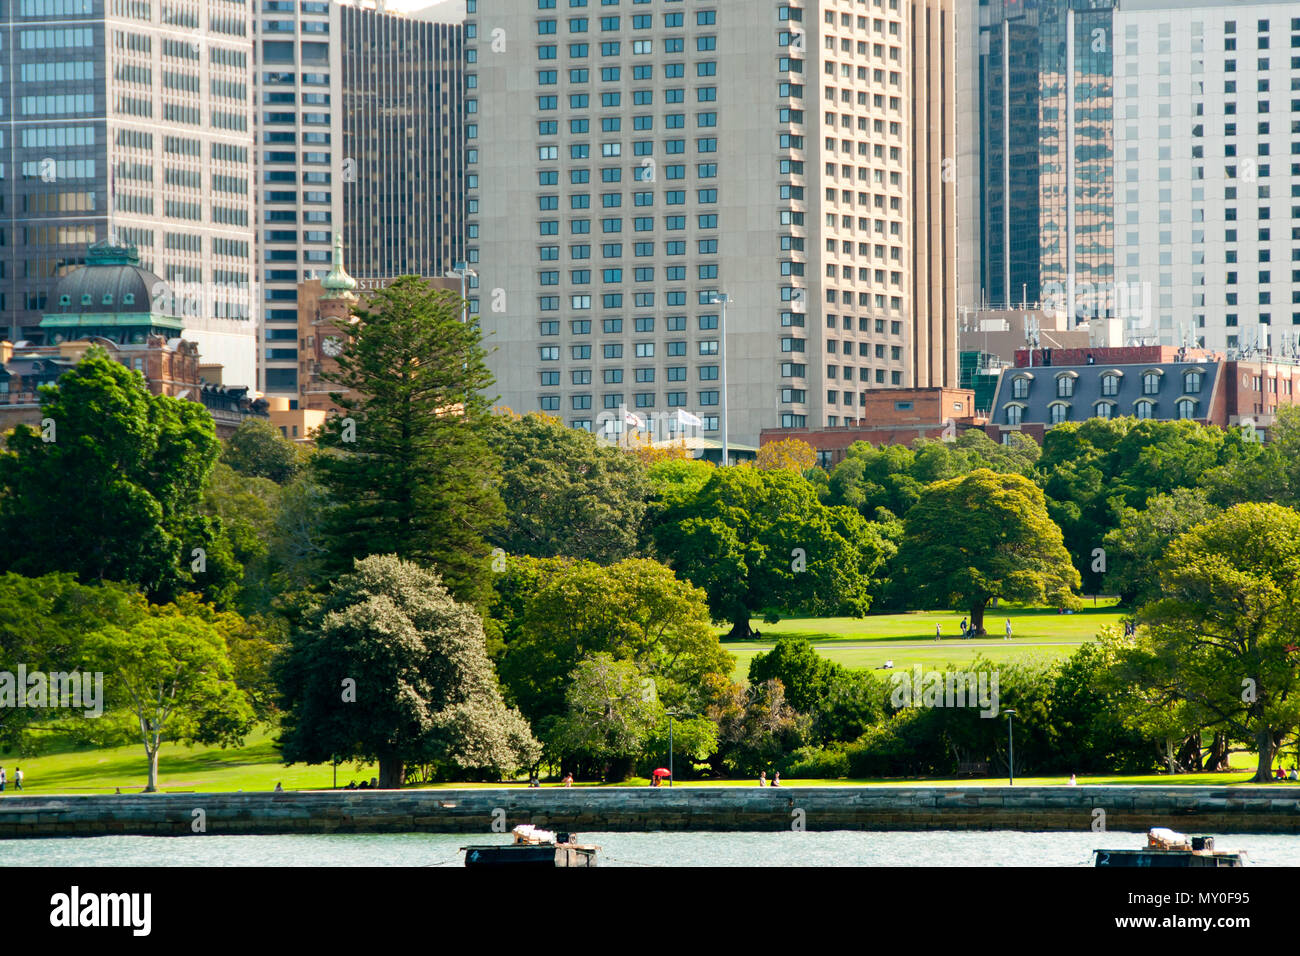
[1012,376,1030,400]
[1049,403,1070,425]
[1005,405,1023,426]
[1177,399,1198,420]
[1101,373,1120,397]
[1056,374,1075,398]
[1095,402,1114,420]
[1142,371,1162,395]
[1135,400,1155,420]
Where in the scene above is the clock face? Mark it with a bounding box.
[322,335,344,357]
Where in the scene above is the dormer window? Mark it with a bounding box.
[1095,401,1115,420]
[102,294,113,305]
[1049,402,1070,425]
[59,295,71,306]
[1142,369,1163,395]
[1135,400,1155,419]
[123,293,135,305]
[80,294,92,305]
[1012,373,1032,399]
[1101,372,1121,396]
[1177,398,1198,419]
[1005,404,1023,426]
[1055,371,1077,398]
[1184,370,1203,394]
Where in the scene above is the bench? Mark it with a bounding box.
[956,761,989,777]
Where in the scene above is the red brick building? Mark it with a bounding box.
[760,387,984,466]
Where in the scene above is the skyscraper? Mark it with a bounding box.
[254,0,464,401]
[466,0,957,446]
[975,0,1115,319]
[1111,0,1300,354]
[1,0,259,388]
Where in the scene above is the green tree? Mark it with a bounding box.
[895,469,1080,634]
[0,348,238,605]
[548,653,665,780]
[748,638,886,745]
[1037,418,1245,593]
[0,573,144,752]
[497,556,733,732]
[652,467,886,638]
[312,278,504,608]
[1135,503,1300,782]
[1102,487,1221,607]
[85,603,255,791]
[277,554,539,788]
[220,419,304,484]
[490,411,648,562]
[703,675,808,776]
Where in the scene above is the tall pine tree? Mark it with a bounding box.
[312,277,503,608]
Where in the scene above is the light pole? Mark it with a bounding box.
[708,293,730,466]
[445,262,477,323]
[1005,709,1017,786]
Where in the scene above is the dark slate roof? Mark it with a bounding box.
[44,242,170,318]
[990,361,1219,426]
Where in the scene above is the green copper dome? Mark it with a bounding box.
[321,234,358,300]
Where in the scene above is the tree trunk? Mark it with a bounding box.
[146,746,160,793]
[1175,732,1201,773]
[969,601,987,637]
[1253,727,1274,782]
[378,756,405,790]
[1203,732,1230,772]
[726,611,752,641]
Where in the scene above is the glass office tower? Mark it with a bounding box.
[978,0,1114,319]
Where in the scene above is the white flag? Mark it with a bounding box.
[677,408,703,428]
[624,409,646,429]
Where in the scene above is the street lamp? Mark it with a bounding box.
[707,293,731,466]
[1004,709,1018,786]
[445,261,477,324]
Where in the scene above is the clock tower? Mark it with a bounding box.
[306,234,359,413]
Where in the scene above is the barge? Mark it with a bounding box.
[462,825,600,868]
[1095,827,1248,867]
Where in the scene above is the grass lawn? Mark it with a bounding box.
[0,728,376,796]
[3,729,1288,796]
[720,605,1125,679]
[726,643,1077,680]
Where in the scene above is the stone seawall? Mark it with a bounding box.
[1,787,1298,838]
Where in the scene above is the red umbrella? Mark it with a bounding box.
[652,768,671,777]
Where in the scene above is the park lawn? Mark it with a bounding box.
[726,643,1076,681]
[0,727,376,796]
[4,730,1285,795]
[721,604,1124,646]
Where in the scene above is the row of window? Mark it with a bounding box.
[538,214,718,235]
[557,391,720,410]
[536,11,715,31]
[536,139,718,158]
[1005,400,1200,426]
[1009,369,1203,400]
[538,37,716,58]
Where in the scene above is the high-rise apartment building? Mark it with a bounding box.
[1,0,259,388]
[254,0,464,401]
[1112,1,1300,354]
[974,0,1115,318]
[467,0,956,445]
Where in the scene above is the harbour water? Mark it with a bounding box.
[6,830,1299,866]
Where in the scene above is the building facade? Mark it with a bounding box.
[255,0,465,402]
[0,0,259,390]
[984,343,1300,443]
[974,0,1116,320]
[1111,1,1300,354]
[466,0,958,446]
